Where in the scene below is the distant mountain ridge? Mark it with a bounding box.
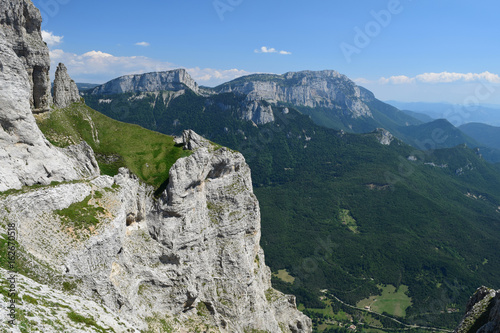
[459,123,500,150]
[90,69,199,95]
[86,69,500,157]
[214,70,373,118]
[398,118,481,150]
[386,100,500,126]
[87,69,424,135]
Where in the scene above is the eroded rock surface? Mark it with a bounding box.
[0,29,99,191]
[53,62,80,108]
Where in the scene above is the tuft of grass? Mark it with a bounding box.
[67,311,112,332]
[55,193,105,230]
[22,294,38,305]
[62,281,78,292]
[36,102,191,189]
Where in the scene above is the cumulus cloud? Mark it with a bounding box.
[48,48,251,86]
[373,71,500,85]
[379,75,415,84]
[353,78,372,85]
[187,67,252,85]
[41,30,63,47]
[415,71,500,83]
[255,46,291,55]
[135,42,150,47]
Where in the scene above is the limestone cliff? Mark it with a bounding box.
[455,287,500,333]
[0,0,52,112]
[0,130,311,332]
[0,0,99,192]
[215,70,373,120]
[90,69,200,95]
[53,62,80,108]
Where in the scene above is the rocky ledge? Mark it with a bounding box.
[455,287,500,333]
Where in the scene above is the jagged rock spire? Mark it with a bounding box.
[53,62,80,108]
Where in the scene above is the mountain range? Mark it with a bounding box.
[83,69,500,331]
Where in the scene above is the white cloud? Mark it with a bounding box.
[372,71,500,85]
[415,71,500,83]
[187,67,251,85]
[353,78,372,85]
[255,46,291,55]
[135,42,150,47]
[41,30,63,47]
[379,75,415,84]
[48,48,251,86]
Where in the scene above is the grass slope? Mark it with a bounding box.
[35,102,190,189]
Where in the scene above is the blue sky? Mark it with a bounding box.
[34,0,500,104]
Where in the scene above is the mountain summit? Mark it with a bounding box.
[90,69,199,95]
[215,70,373,118]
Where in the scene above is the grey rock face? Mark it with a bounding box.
[374,128,394,145]
[455,287,500,333]
[53,62,80,108]
[0,268,139,332]
[91,69,199,95]
[178,129,212,150]
[0,132,311,332]
[0,0,52,112]
[217,70,373,119]
[0,2,99,192]
[243,100,275,125]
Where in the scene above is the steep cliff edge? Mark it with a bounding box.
[0,130,311,332]
[455,287,500,333]
[0,0,99,192]
[0,0,52,112]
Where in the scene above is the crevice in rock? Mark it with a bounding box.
[159,254,180,265]
[207,162,232,179]
[126,213,135,226]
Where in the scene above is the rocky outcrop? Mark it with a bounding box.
[53,62,80,108]
[216,70,373,119]
[243,100,275,125]
[0,0,99,192]
[0,0,52,112]
[374,128,394,145]
[90,69,199,95]
[455,287,500,333]
[0,131,311,332]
